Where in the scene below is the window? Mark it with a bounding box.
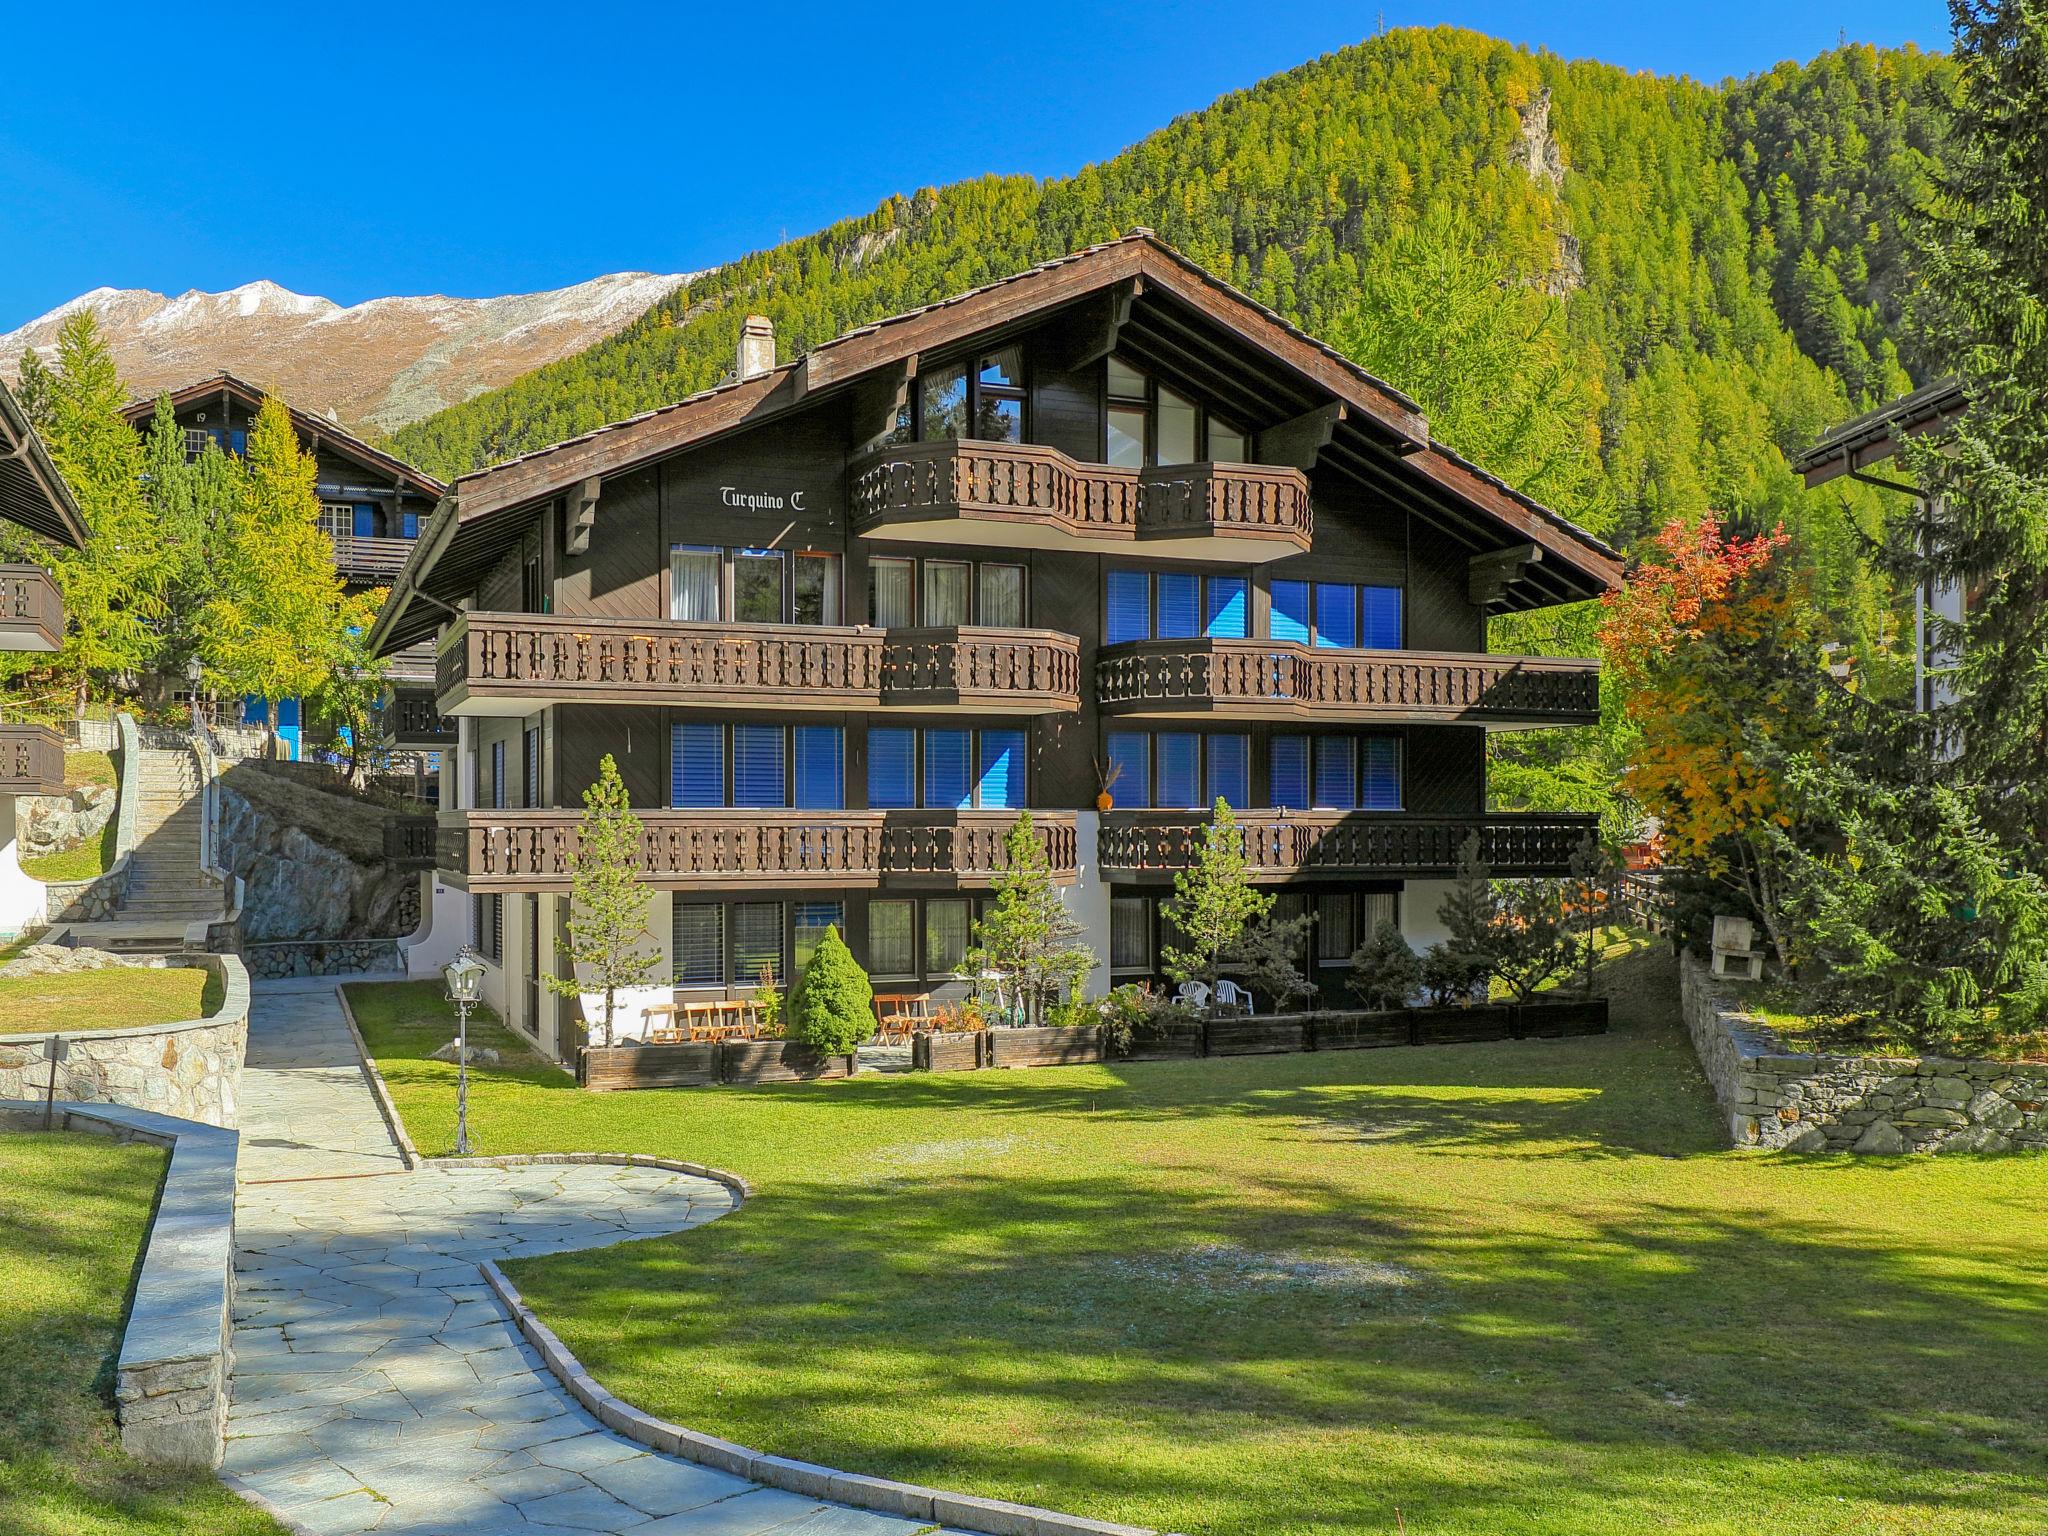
[183,428,211,462]
[1271,735,1310,809]
[1110,731,1246,810]
[675,724,844,808]
[792,726,844,810]
[793,553,840,625]
[869,899,916,977]
[1362,586,1402,649]
[926,729,972,809]
[978,564,1024,627]
[1107,732,1150,808]
[1314,736,1357,810]
[1362,736,1401,810]
[671,546,721,622]
[520,532,543,614]
[489,741,506,810]
[1157,387,1198,466]
[1105,568,1150,646]
[977,729,1026,810]
[673,722,725,807]
[793,902,845,978]
[1207,733,1249,808]
[733,549,785,624]
[1270,579,1402,648]
[1106,356,1148,468]
[1209,419,1248,462]
[353,505,378,538]
[921,362,970,440]
[878,729,1026,809]
[1315,583,1359,649]
[1157,572,1200,639]
[1273,733,1401,811]
[733,902,784,986]
[924,561,970,627]
[1157,732,1201,809]
[868,727,916,809]
[871,558,915,627]
[925,898,971,975]
[673,904,724,987]
[1204,576,1248,639]
[523,726,540,809]
[919,349,1025,443]
[1105,568,1253,645]
[1315,893,1356,965]
[1110,897,1152,972]
[1271,579,1310,644]
[1104,356,1238,467]
[732,724,786,806]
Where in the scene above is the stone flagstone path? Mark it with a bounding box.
[228,978,960,1535]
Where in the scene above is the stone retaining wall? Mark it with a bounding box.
[242,938,403,979]
[1679,954,2048,1153]
[0,954,249,1127]
[44,857,129,922]
[0,1100,236,1467]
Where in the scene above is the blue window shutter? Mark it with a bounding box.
[1206,733,1249,808]
[1314,736,1358,809]
[1107,732,1150,809]
[1315,584,1359,648]
[1362,586,1402,649]
[792,726,843,809]
[1270,735,1309,809]
[1156,572,1200,639]
[1362,735,1402,809]
[353,505,377,538]
[976,729,1026,809]
[672,723,726,807]
[925,729,972,809]
[1156,732,1201,809]
[1204,576,1248,638]
[1271,580,1310,643]
[1105,568,1151,644]
[868,727,916,809]
[732,724,786,807]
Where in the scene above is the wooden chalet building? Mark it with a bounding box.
[120,373,448,756]
[368,234,1622,1052]
[2,376,89,936]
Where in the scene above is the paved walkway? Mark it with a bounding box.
[228,978,955,1535]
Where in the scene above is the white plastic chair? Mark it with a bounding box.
[1176,981,1212,1013]
[1214,979,1254,1015]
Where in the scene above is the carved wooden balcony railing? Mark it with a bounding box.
[382,816,439,867]
[848,440,1311,556]
[0,723,64,796]
[386,685,455,747]
[435,612,1080,715]
[328,532,418,579]
[441,808,1080,892]
[1097,640,1600,726]
[0,565,63,653]
[1099,810,1600,881]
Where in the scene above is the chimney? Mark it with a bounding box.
[737,314,775,381]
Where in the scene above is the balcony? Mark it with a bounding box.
[435,612,1081,717]
[329,532,418,581]
[1099,810,1600,882]
[386,685,454,747]
[0,565,62,653]
[0,723,64,796]
[1097,641,1600,727]
[440,807,1079,892]
[848,440,1312,560]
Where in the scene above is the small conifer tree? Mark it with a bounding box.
[1350,920,1422,1010]
[1163,799,1272,1004]
[966,811,1098,1025]
[788,925,872,1056]
[544,754,656,1048]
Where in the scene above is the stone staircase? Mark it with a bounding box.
[114,741,224,938]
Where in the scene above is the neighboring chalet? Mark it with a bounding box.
[367,233,1624,1054]
[119,373,447,755]
[1794,376,1968,713]
[1,376,89,936]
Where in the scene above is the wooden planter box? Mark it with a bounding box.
[913,1030,987,1072]
[1310,1010,1411,1051]
[719,1039,854,1084]
[1204,1015,1310,1056]
[579,1042,720,1091]
[987,1025,1105,1069]
[1409,1004,1516,1045]
[1512,996,1609,1037]
[1119,1024,1205,1061]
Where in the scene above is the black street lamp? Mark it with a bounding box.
[442,947,486,1156]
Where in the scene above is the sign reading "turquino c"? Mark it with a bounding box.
[719,486,808,511]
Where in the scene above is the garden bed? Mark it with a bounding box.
[986,1023,1105,1068]
[913,1030,987,1072]
[579,1038,853,1090]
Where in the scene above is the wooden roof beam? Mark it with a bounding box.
[1469,544,1546,609]
[849,357,916,455]
[1039,279,1138,372]
[1259,403,1345,472]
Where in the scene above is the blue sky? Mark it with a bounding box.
[0,1,1949,328]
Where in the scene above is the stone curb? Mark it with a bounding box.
[216,1469,321,1536]
[332,984,419,1170]
[4,951,249,1046]
[473,1160,1166,1536]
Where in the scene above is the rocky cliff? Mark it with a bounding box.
[216,772,417,942]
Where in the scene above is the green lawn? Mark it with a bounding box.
[0,1132,288,1535]
[19,753,119,883]
[345,951,2048,1536]
[0,967,218,1035]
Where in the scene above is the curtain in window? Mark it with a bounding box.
[976,729,1026,809]
[1270,579,1310,643]
[792,727,844,810]
[925,899,971,975]
[793,554,840,625]
[1110,897,1151,970]
[925,729,972,810]
[1270,736,1309,809]
[1361,735,1401,810]
[1105,568,1150,645]
[732,902,784,986]
[868,727,916,809]
[978,565,1024,627]
[793,901,845,978]
[1107,732,1150,809]
[672,904,723,986]
[871,559,914,627]
[1156,572,1200,639]
[672,723,725,807]
[1204,576,1248,639]
[1313,736,1358,809]
[732,725,786,807]
[1315,584,1359,648]
[1315,893,1356,963]
[1206,733,1249,809]
[1362,586,1402,649]
[671,546,720,622]
[1362,890,1399,935]
[924,562,970,627]
[1157,732,1201,809]
[869,900,916,976]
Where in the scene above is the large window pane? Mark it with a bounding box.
[921,363,970,440]
[1271,579,1310,643]
[670,546,720,622]
[672,904,723,987]
[1362,586,1402,649]
[732,724,786,807]
[869,900,915,977]
[1106,405,1148,469]
[732,902,784,987]
[1107,732,1150,809]
[1156,572,1200,639]
[793,901,844,980]
[1209,419,1247,462]
[1110,897,1151,971]
[1315,583,1359,648]
[733,549,785,624]
[672,722,725,807]
[1363,890,1399,934]
[1105,567,1151,645]
[925,728,972,810]
[1207,733,1249,809]
[978,564,1024,627]
[925,898,971,976]
[793,553,840,625]
[1107,356,1146,398]
[792,726,843,810]
[1157,732,1201,809]
[1204,575,1248,639]
[1271,735,1309,809]
[924,561,970,627]
[1362,735,1402,810]
[1315,893,1356,964]
[868,727,916,809]
[977,729,1026,810]
[976,394,1022,444]
[871,557,915,627]
[1157,388,1198,466]
[1314,736,1358,810]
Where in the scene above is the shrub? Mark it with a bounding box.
[1046,996,1097,1030]
[1349,921,1421,1009]
[1099,985,1149,1056]
[751,963,784,1035]
[788,926,871,1056]
[1420,942,1485,1005]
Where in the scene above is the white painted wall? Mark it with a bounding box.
[1401,878,1456,953]
[0,798,48,940]
[572,888,674,1046]
[1069,811,1113,999]
[402,873,472,978]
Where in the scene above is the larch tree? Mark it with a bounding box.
[544,754,657,1049]
[309,588,389,787]
[140,393,240,703]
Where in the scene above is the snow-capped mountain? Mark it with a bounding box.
[0,271,694,433]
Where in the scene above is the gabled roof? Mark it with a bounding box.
[0,376,87,547]
[370,232,1624,654]
[120,373,446,500]
[1794,376,1965,489]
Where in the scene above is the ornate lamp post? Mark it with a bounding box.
[442,948,486,1156]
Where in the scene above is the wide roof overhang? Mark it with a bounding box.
[0,377,87,548]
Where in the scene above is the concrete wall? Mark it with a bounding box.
[0,795,47,938]
[1680,954,2048,1154]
